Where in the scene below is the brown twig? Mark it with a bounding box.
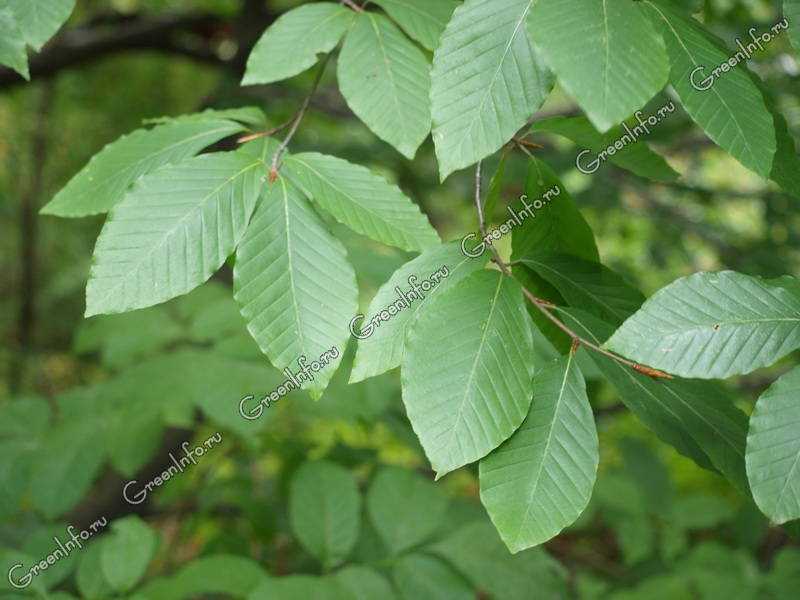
[268,53,331,181]
[236,120,292,144]
[341,0,365,11]
[472,163,673,380]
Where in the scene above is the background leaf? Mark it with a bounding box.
[101,516,158,593]
[338,12,431,159]
[402,270,535,477]
[289,461,361,569]
[366,466,448,555]
[392,554,472,600]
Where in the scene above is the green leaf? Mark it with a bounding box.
[430,0,553,180]
[746,366,800,524]
[0,8,28,79]
[30,419,106,517]
[334,566,396,600]
[101,516,158,593]
[392,555,472,600]
[530,0,669,132]
[289,461,361,568]
[42,119,246,217]
[521,254,645,326]
[85,148,266,316]
[562,308,749,493]
[234,177,357,396]
[430,521,568,600]
[338,13,431,159]
[371,0,457,50]
[76,543,113,600]
[144,106,268,130]
[480,353,599,552]
[247,575,350,600]
[283,152,439,252]
[350,241,488,384]
[402,270,535,477]
[166,555,268,599]
[531,115,679,182]
[605,271,800,379]
[242,3,354,85]
[366,466,448,555]
[642,0,776,177]
[483,149,511,223]
[6,0,74,51]
[510,156,599,263]
[787,1,800,54]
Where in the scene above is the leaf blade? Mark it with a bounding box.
[402,270,535,477]
[338,12,431,159]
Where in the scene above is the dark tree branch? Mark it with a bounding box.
[0,9,275,89]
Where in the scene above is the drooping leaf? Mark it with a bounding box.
[510,157,599,263]
[6,0,74,51]
[529,0,669,132]
[0,8,28,79]
[746,366,800,524]
[521,254,645,326]
[480,353,599,552]
[642,0,776,177]
[605,271,800,379]
[289,461,361,568]
[392,555,473,600]
[165,555,268,599]
[85,148,266,316]
[242,2,354,85]
[366,466,448,555]
[101,516,158,593]
[371,0,457,50]
[562,308,749,493]
[430,521,568,600]
[531,115,679,182]
[234,177,356,396]
[283,152,440,252]
[42,119,247,217]
[338,12,431,159]
[513,264,571,353]
[430,0,553,180]
[402,270,535,477]
[350,241,488,384]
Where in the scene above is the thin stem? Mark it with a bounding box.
[471,164,672,379]
[236,119,292,144]
[341,0,364,12]
[268,53,331,181]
